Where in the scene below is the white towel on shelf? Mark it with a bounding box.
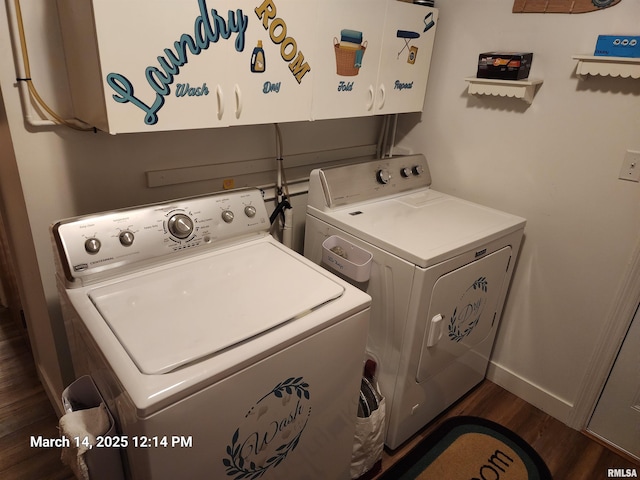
[59,403,110,480]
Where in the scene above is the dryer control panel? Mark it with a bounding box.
[315,154,433,208]
[53,188,269,285]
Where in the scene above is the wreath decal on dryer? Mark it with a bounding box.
[448,277,488,342]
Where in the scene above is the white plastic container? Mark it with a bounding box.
[60,376,125,480]
[322,236,373,283]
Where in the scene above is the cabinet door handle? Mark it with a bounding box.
[234,84,243,119]
[377,84,386,110]
[216,85,224,120]
[426,314,444,347]
[366,85,375,111]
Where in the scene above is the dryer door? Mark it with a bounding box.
[416,246,512,383]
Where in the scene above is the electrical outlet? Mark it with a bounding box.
[619,150,640,182]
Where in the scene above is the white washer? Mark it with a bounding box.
[303,155,525,449]
[53,188,370,479]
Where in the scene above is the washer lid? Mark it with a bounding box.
[88,241,344,374]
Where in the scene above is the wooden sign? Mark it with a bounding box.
[513,0,622,13]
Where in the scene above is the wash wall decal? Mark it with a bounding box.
[106,0,248,126]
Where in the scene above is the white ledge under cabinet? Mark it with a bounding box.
[464,77,543,104]
[573,55,640,79]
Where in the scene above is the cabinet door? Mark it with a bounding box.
[89,0,234,133]
[223,0,316,126]
[375,3,438,115]
[311,0,387,120]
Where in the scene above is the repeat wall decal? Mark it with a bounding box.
[512,0,621,13]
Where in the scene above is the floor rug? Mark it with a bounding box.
[380,416,552,480]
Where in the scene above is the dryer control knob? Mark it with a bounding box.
[84,238,101,254]
[168,213,194,239]
[400,167,411,178]
[412,165,424,176]
[221,210,235,223]
[376,168,391,185]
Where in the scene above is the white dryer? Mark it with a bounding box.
[53,188,370,479]
[303,155,525,449]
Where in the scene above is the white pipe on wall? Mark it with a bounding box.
[5,0,57,127]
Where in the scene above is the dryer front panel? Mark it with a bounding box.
[416,246,512,384]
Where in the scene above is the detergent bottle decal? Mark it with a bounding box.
[251,40,266,72]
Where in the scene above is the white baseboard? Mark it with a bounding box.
[486,361,574,427]
[36,364,64,417]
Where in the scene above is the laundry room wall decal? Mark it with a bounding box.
[222,377,311,478]
[254,0,311,84]
[106,0,248,125]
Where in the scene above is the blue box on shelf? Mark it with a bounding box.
[594,35,640,58]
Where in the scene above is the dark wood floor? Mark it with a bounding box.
[374,377,639,479]
[0,308,74,480]
[1,306,637,479]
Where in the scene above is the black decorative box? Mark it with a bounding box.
[477,52,533,80]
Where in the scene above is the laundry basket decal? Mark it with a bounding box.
[334,29,367,76]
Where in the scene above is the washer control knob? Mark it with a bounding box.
[221,210,235,223]
[244,205,257,218]
[168,213,194,239]
[376,168,391,185]
[84,238,101,254]
[412,165,424,176]
[119,231,135,247]
[400,167,411,178]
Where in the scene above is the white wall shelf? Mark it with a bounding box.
[572,55,640,79]
[464,77,543,104]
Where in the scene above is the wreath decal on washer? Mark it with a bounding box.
[222,377,311,479]
[448,277,488,342]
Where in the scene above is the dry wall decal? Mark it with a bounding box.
[255,0,311,84]
[512,0,622,13]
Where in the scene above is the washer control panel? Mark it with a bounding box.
[319,154,432,208]
[53,188,269,284]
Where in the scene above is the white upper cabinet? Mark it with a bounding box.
[224,0,317,126]
[311,0,387,120]
[56,0,437,134]
[61,0,236,133]
[376,3,438,115]
[311,1,438,120]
